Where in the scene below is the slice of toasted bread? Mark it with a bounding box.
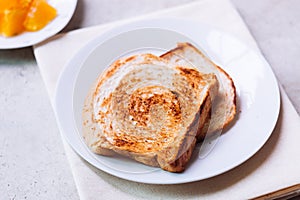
[161,43,237,139]
[82,53,219,172]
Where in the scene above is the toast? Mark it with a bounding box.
[82,53,219,172]
[161,43,237,139]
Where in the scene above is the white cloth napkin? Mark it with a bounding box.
[34,0,300,199]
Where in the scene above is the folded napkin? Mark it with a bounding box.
[34,0,300,199]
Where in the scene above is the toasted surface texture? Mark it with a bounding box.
[82,53,219,172]
[161,43,237,137]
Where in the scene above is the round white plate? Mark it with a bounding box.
[0,0,77,49]
[54,19,280,184]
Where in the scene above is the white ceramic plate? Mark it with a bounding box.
[0,0,77,49]
[54,19,280,184]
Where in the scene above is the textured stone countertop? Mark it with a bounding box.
[0,0,299,199]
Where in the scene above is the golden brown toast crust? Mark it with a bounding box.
[160,42,237,136]
[82,53,219,172]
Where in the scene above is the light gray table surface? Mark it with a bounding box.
[1,0,299,199]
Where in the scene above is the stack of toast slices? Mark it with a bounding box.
[82,42,237,173]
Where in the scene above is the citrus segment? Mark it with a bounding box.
[24,0,57,32]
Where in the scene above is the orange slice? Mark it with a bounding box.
[0,0,32,37]
[1,7,27,37]
[0,0,19,11]
[0,0,56,37]
[24,0,57,32]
